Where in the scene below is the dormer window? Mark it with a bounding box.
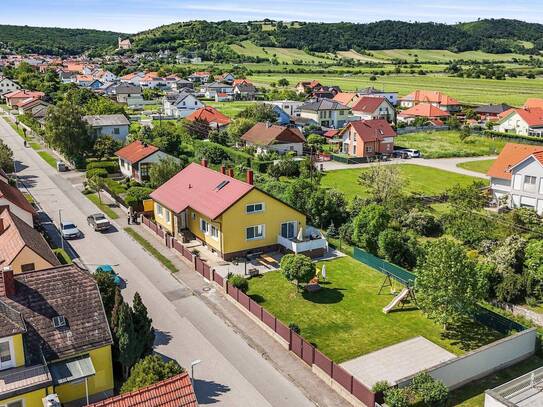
[52,315,66,328]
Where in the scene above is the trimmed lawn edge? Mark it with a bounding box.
[124,227,179,273]
[37,151,57,168]
[85,193,120,219]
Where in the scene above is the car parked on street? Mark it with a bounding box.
[60,221,81,239]
[87,213,111,232]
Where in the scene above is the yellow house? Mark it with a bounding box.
[0,265,114,406]
[150,162,328,260]
[0,207,60,273]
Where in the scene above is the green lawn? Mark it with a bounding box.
[86,193,120,220]
[321,164,481,201]
[29,142,42,150]
[37,151,57,168]
[449,356,543,406]
[457,159,496,174]
[248,73,543,106]
[369,48,538,63]
[247,257,503,362]
[395,131,506,159]
[124,227,179,273]
[206,101,256,118]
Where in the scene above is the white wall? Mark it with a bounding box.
[510,157,543,215]
[256,143,303,156]
[484,393,507,407]
[497,113,530,135]
[96,125,129,142]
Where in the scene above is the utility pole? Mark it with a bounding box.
[59,209,64,251]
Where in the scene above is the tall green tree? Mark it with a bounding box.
[93,135,120,160]
[116,302,140,378]
[148,157,185,188]
[93,271,119,320]
[0,140,14,173]
[353,204,391,254]
[358,165,405,205]
[132,292,155,358]
[121,355,184,393]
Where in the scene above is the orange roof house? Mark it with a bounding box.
[0,178,36,226]
[400,90,460,112]
[487,143,543,181]
[186,106,231,128]
[338,120,397,157]
[496,107,543,136]
[4,90,44,107]
[333,92,360,107]
[398,103,450,122]
[523,98,543,110]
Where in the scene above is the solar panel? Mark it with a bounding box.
[215,180,230,191]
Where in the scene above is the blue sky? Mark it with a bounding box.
[4,0,543,33]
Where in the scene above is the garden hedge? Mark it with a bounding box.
[86,160,120,174]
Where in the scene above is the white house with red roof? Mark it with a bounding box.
[487,142,543,214]
[338,120,397,158]
[495,108,543,137]
[115,140,178,183]
[186,106,231,129]
[352,96,396,123]
[188,71,211,83]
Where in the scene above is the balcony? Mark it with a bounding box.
[0,364,52,399]
[277,226,328,256]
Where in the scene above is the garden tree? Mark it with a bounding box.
[306,188,348,229]
[280,254,315,290]
[120,355,184,393]
[144,122,189,156]
[416,238,486,328]
[401,208,442,237]
[353,204,391,254]
[284,178,316,214]
[237,103,277,122]
[84,97,127,116]
[525,240,543,280]
[227,118,256,145]
[110,288,124,333]
[412,117,429,127]
[410,372,449,406]
[509,208,543,238]
[93,271,119,320]
[63,87,98,107]
[132,292,155,358]
[148,157,186,188]
[442,210,492,246]
[377,229,418,269]
[267,156,300,179]
[358,165,405,205]
[448,181,487,209]
[115,302,140,378]
[183,118,210,140]
[299,157,322,184]
[93,135,120,160]
[277,78,289,87]
[88,174,105,204]
[45,100,94,165]
[208,130,229,145]
[446,116,461,130]
[125,187,154,208]
[306,134,326,152]
[0,140,14,173]
[196,143,229,164]
[227,274,249,293]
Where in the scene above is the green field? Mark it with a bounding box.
[248,73,543,105]
[368,48,540,63]
[336,49,384,63]
[247,257,503,362]
[457,159,496,174]
[395,131,507,158]
[230,40,331,64]
[205,100,256,117]
[321,164,481,201]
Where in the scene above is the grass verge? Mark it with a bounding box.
[53,248,72,265]
[124,227,179,273]
[86,193,120,219]
[457,159,496,174]
[37,151,57,168]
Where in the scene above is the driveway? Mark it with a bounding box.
[0,117,345,406]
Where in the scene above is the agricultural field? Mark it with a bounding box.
[248,73,543,105]
[321,164,481,201]
[230,40,332,64]
[206,101,256,117]
[395,131,507,158]
[336,49,384,63]
[457,159,496,174]
[368,48,541,63]
[247,256,503,362]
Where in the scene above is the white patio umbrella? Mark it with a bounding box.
[297,226,304,241]
[321,264,327,281]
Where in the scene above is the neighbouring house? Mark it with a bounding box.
[0,76,20,97]
[398,103,450,124]
[58,70,76,84]
[188,71,211,83]
[118,37,132,50]
[233,82,257,100]
[0,207,59,273]
[83,114,130,142]
[120,72,145,85]
[270,105,292,125]
[111,83,144,109]
[358,87,399,106]
[333,92,361,107]
[92,69,117,83]
[4,90,44,108]
[298,98,351,128]
[75,74,99,87]
[140,72,166,89]
[351,96,396,123]
[523,98,543,110]
[474,103,512,120]
[116,140,179,183]
[399,90,461,112]
[201,82,233,99]
[163,92,204,118]
[0,178,35,227]
[0,265,114,406]
[87,372,197,407]
[295,80,321,94]
[185,106,231,129]
[150,162,328,259]
[339,120,396,157]
[487,142,543,214]
[495,108,543,137]
[241,122,306,156]
[171,79,194,92]
[17,98,50,117]
[265,100,304,117]
[216,72,235,84]
[310,86,341,100]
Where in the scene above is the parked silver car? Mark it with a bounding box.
[60,221,81,239]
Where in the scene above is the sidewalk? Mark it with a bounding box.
[105,199,350,407]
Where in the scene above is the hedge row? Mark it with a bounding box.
[192,140,272,173]
[86,160,120,173]
[482,130,543,144]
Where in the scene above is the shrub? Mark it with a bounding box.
[411,372,448,406]
[372,380,391,393]
[227,274,249,293]
[384,387,410,407]
[86,168,108,179]
[195,143,230,164]
[402,208,442,237]
[86,160,119,173]
[125,186,153,208]
[280,254,315,290]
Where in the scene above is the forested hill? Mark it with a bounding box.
[0,25,121,55]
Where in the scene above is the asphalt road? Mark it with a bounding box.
[0,116,315,407]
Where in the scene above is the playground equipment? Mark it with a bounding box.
[383,287,411,314]
[378,270,417,314]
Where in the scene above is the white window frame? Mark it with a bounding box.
[0,337,15,370]
[281,221,297,239]
[210,225,219,240]
[524,175,537,192]
[246,203,264,214]
[0,400,25,407]
[200,218,209,234]
[165,210,171,224]
[246,224,265,241]
[156,203,163,217]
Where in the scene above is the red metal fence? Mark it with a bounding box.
[141,215,377,406]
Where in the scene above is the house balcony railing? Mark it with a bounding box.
[277,226,328,255]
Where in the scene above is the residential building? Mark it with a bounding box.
[0,207,59,273]
[58,70,76,84]
[339,120,396,157]
[485,365,543,406]
[216,72,235,84]
[241,122,306,156]
[310,86,341,100]
[0,77,20,97]
[4,90,44,108]
[487,142,543,214]
[75,74,99,87]
[351,96,396,123]
[398,103,450,124]
[171,79,194,92]
[150,162,328,260]
[17,98,50,117]
[118,37,132,50]
[0,178,35,227]
[523,98,543,110]
[270,105,293,125]
[0,264,114,406]
[295,80,321,94]
[188,71,211,83]
[399,90,461,112]
[298,99,351,128]
[265,100,304,117]
[201,82,233,99]
[120,72,145,85]
[140,72,166,89]
[111,84,144,109]
[163,92,203,118]
[185,106,231,129]
[495,108,543,137]
[233,82,257,100]
[83,114,130,142]
[115,141,178,183]
[87,372,197,407]
[474,104,511,120]
[358,87,399,106]
[92,69,117,83]
[333,92,361,107]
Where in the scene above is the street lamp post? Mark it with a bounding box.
[58,209,64,251]
[190,359,201,384]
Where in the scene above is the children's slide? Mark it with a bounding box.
[383,287,410,314]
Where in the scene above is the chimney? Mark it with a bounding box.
[201,159,208,168]
[220,165,226,174]
[265,121,271,128]
[0,218,4,235]
[2,267,15,297]
[227,168,234,177]
[246,169,254,185]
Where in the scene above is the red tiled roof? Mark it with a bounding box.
[150,163,253,219]
[487,142,543,180]
[186,107,231,125]
[324,129,340,139]
[4,90,44,100]
[115,140,159,164]
[342,119,396,142]
[333,92,357,106]
[192,71,210,76]
[398,103,450,118]
[233,79,251,86]
[523,98,543,110]
[0,178,35,215]
[500,107,543,127]
[241,122,305,145]
[401,90,460,106]
[352,96,388,113]
[88,373,197,407]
